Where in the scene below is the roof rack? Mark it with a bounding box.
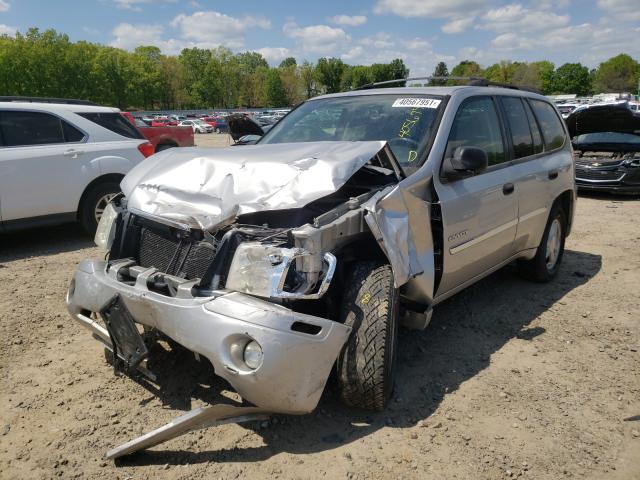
[0,96,98,106]
[354,76,542,94]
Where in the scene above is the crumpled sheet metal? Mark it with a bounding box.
[363,180,435,303]
[121,141,387,231]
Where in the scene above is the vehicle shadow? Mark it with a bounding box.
[116,248,602,467]
[0,222,93,262]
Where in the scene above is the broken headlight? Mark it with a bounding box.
[94,202,119,250]
[225,242,336,299]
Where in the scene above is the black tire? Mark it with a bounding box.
[79,181,121,236]
[518,204,566,282]
[155,143,175,152]
[336,261,399,411]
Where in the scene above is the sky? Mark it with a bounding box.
[0,0,639,75]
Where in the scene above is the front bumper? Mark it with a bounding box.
[66,259,351,414]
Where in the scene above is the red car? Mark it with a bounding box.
[122,112,194,152]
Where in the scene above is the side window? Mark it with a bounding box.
[62,120,85,142]
[76,112,144,139]
[445,96,506,167]
[528,99,565,150]
[0,111,65,146]
[501,97,534,159]
[523,101,544,154]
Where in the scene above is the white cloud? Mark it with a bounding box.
[442,16,475,34]
[597,0,640,21]
[284,22,351,54]
[112,0,178,11]
[0,23,16,36]
[480,4,570,33]
[110,23,164,49]
[0,1,9,12]
[329,15,367,26]
[340,35,455,76]
[374,0,484,18]
[359,32,395,49]
[536,0,571,8]
[402,37,432,50]
[256,47,292,64]
[171,11,271,49]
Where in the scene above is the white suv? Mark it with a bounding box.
[0,98,154,234]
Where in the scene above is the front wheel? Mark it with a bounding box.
[518,205,566,282]
[79,181,121,236]
[336,261,399,411]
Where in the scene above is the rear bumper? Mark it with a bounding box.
[66,259,350,414]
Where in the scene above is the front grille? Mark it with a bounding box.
[136,226,219,280]
[575,168,624,182]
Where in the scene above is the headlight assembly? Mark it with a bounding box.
[94,202,119,250]
[225,242,336,299]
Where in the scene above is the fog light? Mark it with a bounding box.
[243,340,263,370]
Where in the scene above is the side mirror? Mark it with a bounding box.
[443,146,488,179]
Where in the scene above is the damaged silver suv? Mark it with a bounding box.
[66,82,576,458]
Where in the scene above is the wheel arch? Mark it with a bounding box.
[553,189,575,237]
[76,173,124,219]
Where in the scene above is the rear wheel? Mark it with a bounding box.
[79,181,120,236]
[518,204,566,282]
[336,261,399,411]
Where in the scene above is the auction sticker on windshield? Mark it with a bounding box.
[392,98,441,108]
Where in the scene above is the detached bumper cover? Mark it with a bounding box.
[66,259,351,414]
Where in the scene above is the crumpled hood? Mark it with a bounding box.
[121,141,387,231]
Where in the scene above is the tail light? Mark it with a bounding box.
[137,142,155,158]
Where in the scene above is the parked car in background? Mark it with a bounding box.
[0,97,154,234]
[67,82,576,459]
[122,112,194,153]
[202,116,229,133]
[567,103,640,194]
[179,119,213,133]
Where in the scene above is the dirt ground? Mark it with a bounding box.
[1,138,639,479]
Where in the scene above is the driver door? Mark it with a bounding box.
[434,96,519,296]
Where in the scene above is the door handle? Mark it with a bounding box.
[63,149,84,157]
[502,183,515,195]
[548,170,558,180]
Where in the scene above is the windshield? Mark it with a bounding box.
[260,94,444,167]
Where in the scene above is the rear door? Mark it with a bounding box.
[506,98,572,253]
[434,95,519,295]
[0,109,88,222]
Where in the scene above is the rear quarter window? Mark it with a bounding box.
[528,99,566,150]
[76,112,144,139]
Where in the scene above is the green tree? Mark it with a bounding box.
[594,54,640,93]
[279,57,297,69]
[484,60,520,84]
[429,62,449,85]
[550,63,592,95]
[300,60,318,99]
[315,57,345,93]
[264,69,288,107]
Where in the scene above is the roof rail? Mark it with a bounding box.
[353,76,542,94]
[0,96,98,106]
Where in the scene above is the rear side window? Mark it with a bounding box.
[76,112,144,139]
[528,100,565,150]
[524,101,544,154]
[62,121,85,142]
[501,97,534,159]
[445,96,506,166]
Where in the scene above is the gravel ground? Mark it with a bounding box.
[1,140,639,479]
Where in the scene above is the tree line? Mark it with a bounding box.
[428,56,639,97]
[0,28,638,111]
